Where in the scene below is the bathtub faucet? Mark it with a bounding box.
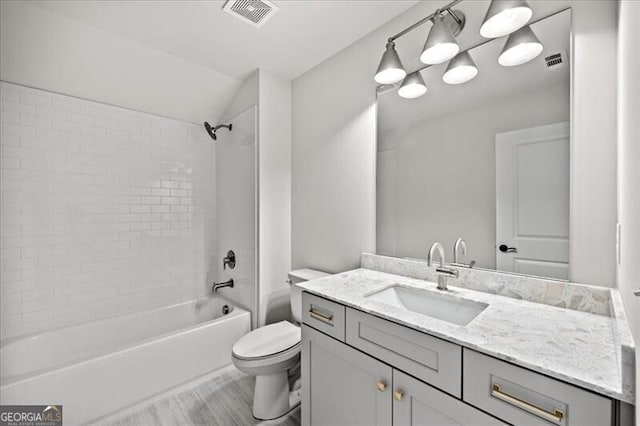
[212,279,234,293]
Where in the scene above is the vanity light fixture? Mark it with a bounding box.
[442,51,478,84]
[374,0,546,99]
[480,0,533,38]
[420,13,461,65]
[398,71,428,99]
[374,41,407,84]
[373,0,464,85]
[498,25,543,66]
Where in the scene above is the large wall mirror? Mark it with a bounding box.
[377,8,571,280]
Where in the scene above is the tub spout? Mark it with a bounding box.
[212,279,234,293]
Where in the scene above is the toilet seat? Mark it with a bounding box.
[232,321,301,361]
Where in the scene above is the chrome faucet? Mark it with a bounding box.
[453,238,466,263]
[451,238,476,268]
[427,242,458,291]
[212,278,234,293]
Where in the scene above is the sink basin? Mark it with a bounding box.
[365,285,488,326]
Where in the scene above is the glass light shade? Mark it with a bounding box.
[498,25,543,66]
[480,0,533,38]
[443,51,478,84]
[375,41,407,84]
[398,72,427,99]
[420,15,460,65]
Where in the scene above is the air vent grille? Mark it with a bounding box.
[544,52,567,71]
[222,0,279,28]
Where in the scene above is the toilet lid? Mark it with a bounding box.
[232,321,301,360]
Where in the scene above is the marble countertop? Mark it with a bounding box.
[298,268,634,404]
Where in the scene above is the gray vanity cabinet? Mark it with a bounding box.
[302,324,504,426]
[302,324,392,426]
[301,292,620,426]
[393,370,507,426]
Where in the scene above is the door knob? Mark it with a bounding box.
[499,244,518,253]
[394,389,404,401]
[377,381,387,392]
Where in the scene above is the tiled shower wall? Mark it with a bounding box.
[0,82,217,339]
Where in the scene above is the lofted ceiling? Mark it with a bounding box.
[29,0,421,81]
[1,0,420,123]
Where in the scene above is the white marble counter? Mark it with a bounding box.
[298,268,635,404]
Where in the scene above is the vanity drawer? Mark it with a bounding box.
[302,292,346,342]
[346,307,462,397]
[463,348,613,426]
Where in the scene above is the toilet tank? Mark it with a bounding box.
[288,269,330,324]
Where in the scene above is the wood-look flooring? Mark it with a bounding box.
[103,366,300,426]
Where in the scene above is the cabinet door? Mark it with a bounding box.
[393,370,507,426]
[302,324,392,426]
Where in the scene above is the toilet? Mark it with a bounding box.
[231,268,329,420]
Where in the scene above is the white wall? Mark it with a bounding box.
[214,106,256,319]
[291,35,381,274]
[617,0,640,417]
[568,1,618,287]
[0,1,240,125]
[223,71,259,123]
[258,70,292,326]
[292,1,618,286]
[219,69,292,327]
[0,82,215,339]
[377,83,569,268]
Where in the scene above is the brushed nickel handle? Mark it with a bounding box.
[377,381,387,392]
[393,389,404,401]
[634,289,640,296]
[491,384,564,423]
[308,309,333,324]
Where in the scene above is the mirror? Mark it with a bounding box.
[377,9,571,280]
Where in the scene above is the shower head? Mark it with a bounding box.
[204,121,217,140]
[203,121,232,141]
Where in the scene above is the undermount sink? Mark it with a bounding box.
[365,285,488,326]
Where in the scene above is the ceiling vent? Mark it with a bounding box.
[222,0,279,28]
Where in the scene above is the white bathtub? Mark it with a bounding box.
[0,296,251,425]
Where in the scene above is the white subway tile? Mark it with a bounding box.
[20,92,52,107]
[1,83,220,340]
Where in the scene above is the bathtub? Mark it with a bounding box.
[0,296,251,425]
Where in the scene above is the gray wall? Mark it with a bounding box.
[292,1,618,287]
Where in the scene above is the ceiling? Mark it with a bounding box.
[30,0,421,81]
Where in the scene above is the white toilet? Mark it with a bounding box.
[231,268,329,420]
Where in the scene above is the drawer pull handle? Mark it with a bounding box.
[394,389,404,401]
[309,309,333,324]
[491,384,564,424]
[377,381,387,392]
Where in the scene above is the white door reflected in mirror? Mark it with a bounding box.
[495,122,570,280]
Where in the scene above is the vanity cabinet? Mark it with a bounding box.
[463,348,613,426]
[394,370,506,426]
[301,292,619,426]
[302,324,392,425]
[302,324,505,426]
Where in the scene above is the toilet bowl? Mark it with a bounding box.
[231,269,329,420]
